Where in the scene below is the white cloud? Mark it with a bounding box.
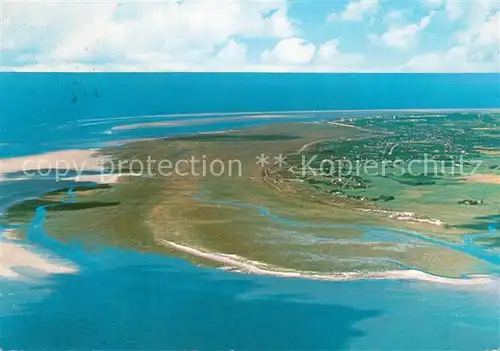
[261,37,316,65]
[2,0,294,68]
[1,2,118,54]
[316,39,364,70]
[385,10,405,23]
[216,39,247,63]
[422,0,443,8]
[403,46,498,72]
[328,0,378,22]
[1,0,498,73]
[316,39,342,61]
[458,11,500,47]
[451,5,500,71]
[374,11,435,48]
[3,38,368,73]
[445,1,463,19]
[421,0,471,20]
[405,1,500,73]
[475,11,500,46]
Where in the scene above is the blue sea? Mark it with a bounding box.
[1,73,499,350]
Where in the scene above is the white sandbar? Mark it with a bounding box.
[161,240,495,286]
[0,149,107,180]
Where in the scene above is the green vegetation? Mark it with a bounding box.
[269,113,500,234]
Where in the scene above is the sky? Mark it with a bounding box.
[1,0,499,72]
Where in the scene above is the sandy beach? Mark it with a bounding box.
[161,240,495,286]
[0,149,121,279]
[0,149,109,181]
[0,237,77,278]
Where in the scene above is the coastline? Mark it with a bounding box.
[0,230,77,278]
[110,114,297,131]
[0,149,106,179]
[1,112,498,284]
[0,148,125,184]
[0,149,122,279]
[160,240,496,286]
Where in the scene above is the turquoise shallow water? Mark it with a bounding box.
[1,255,498,350]
[1,73,499,350]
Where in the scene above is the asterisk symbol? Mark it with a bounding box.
[273,154,287,167]
[256,153,269,167]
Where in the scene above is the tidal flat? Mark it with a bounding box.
[7,113,500,279]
